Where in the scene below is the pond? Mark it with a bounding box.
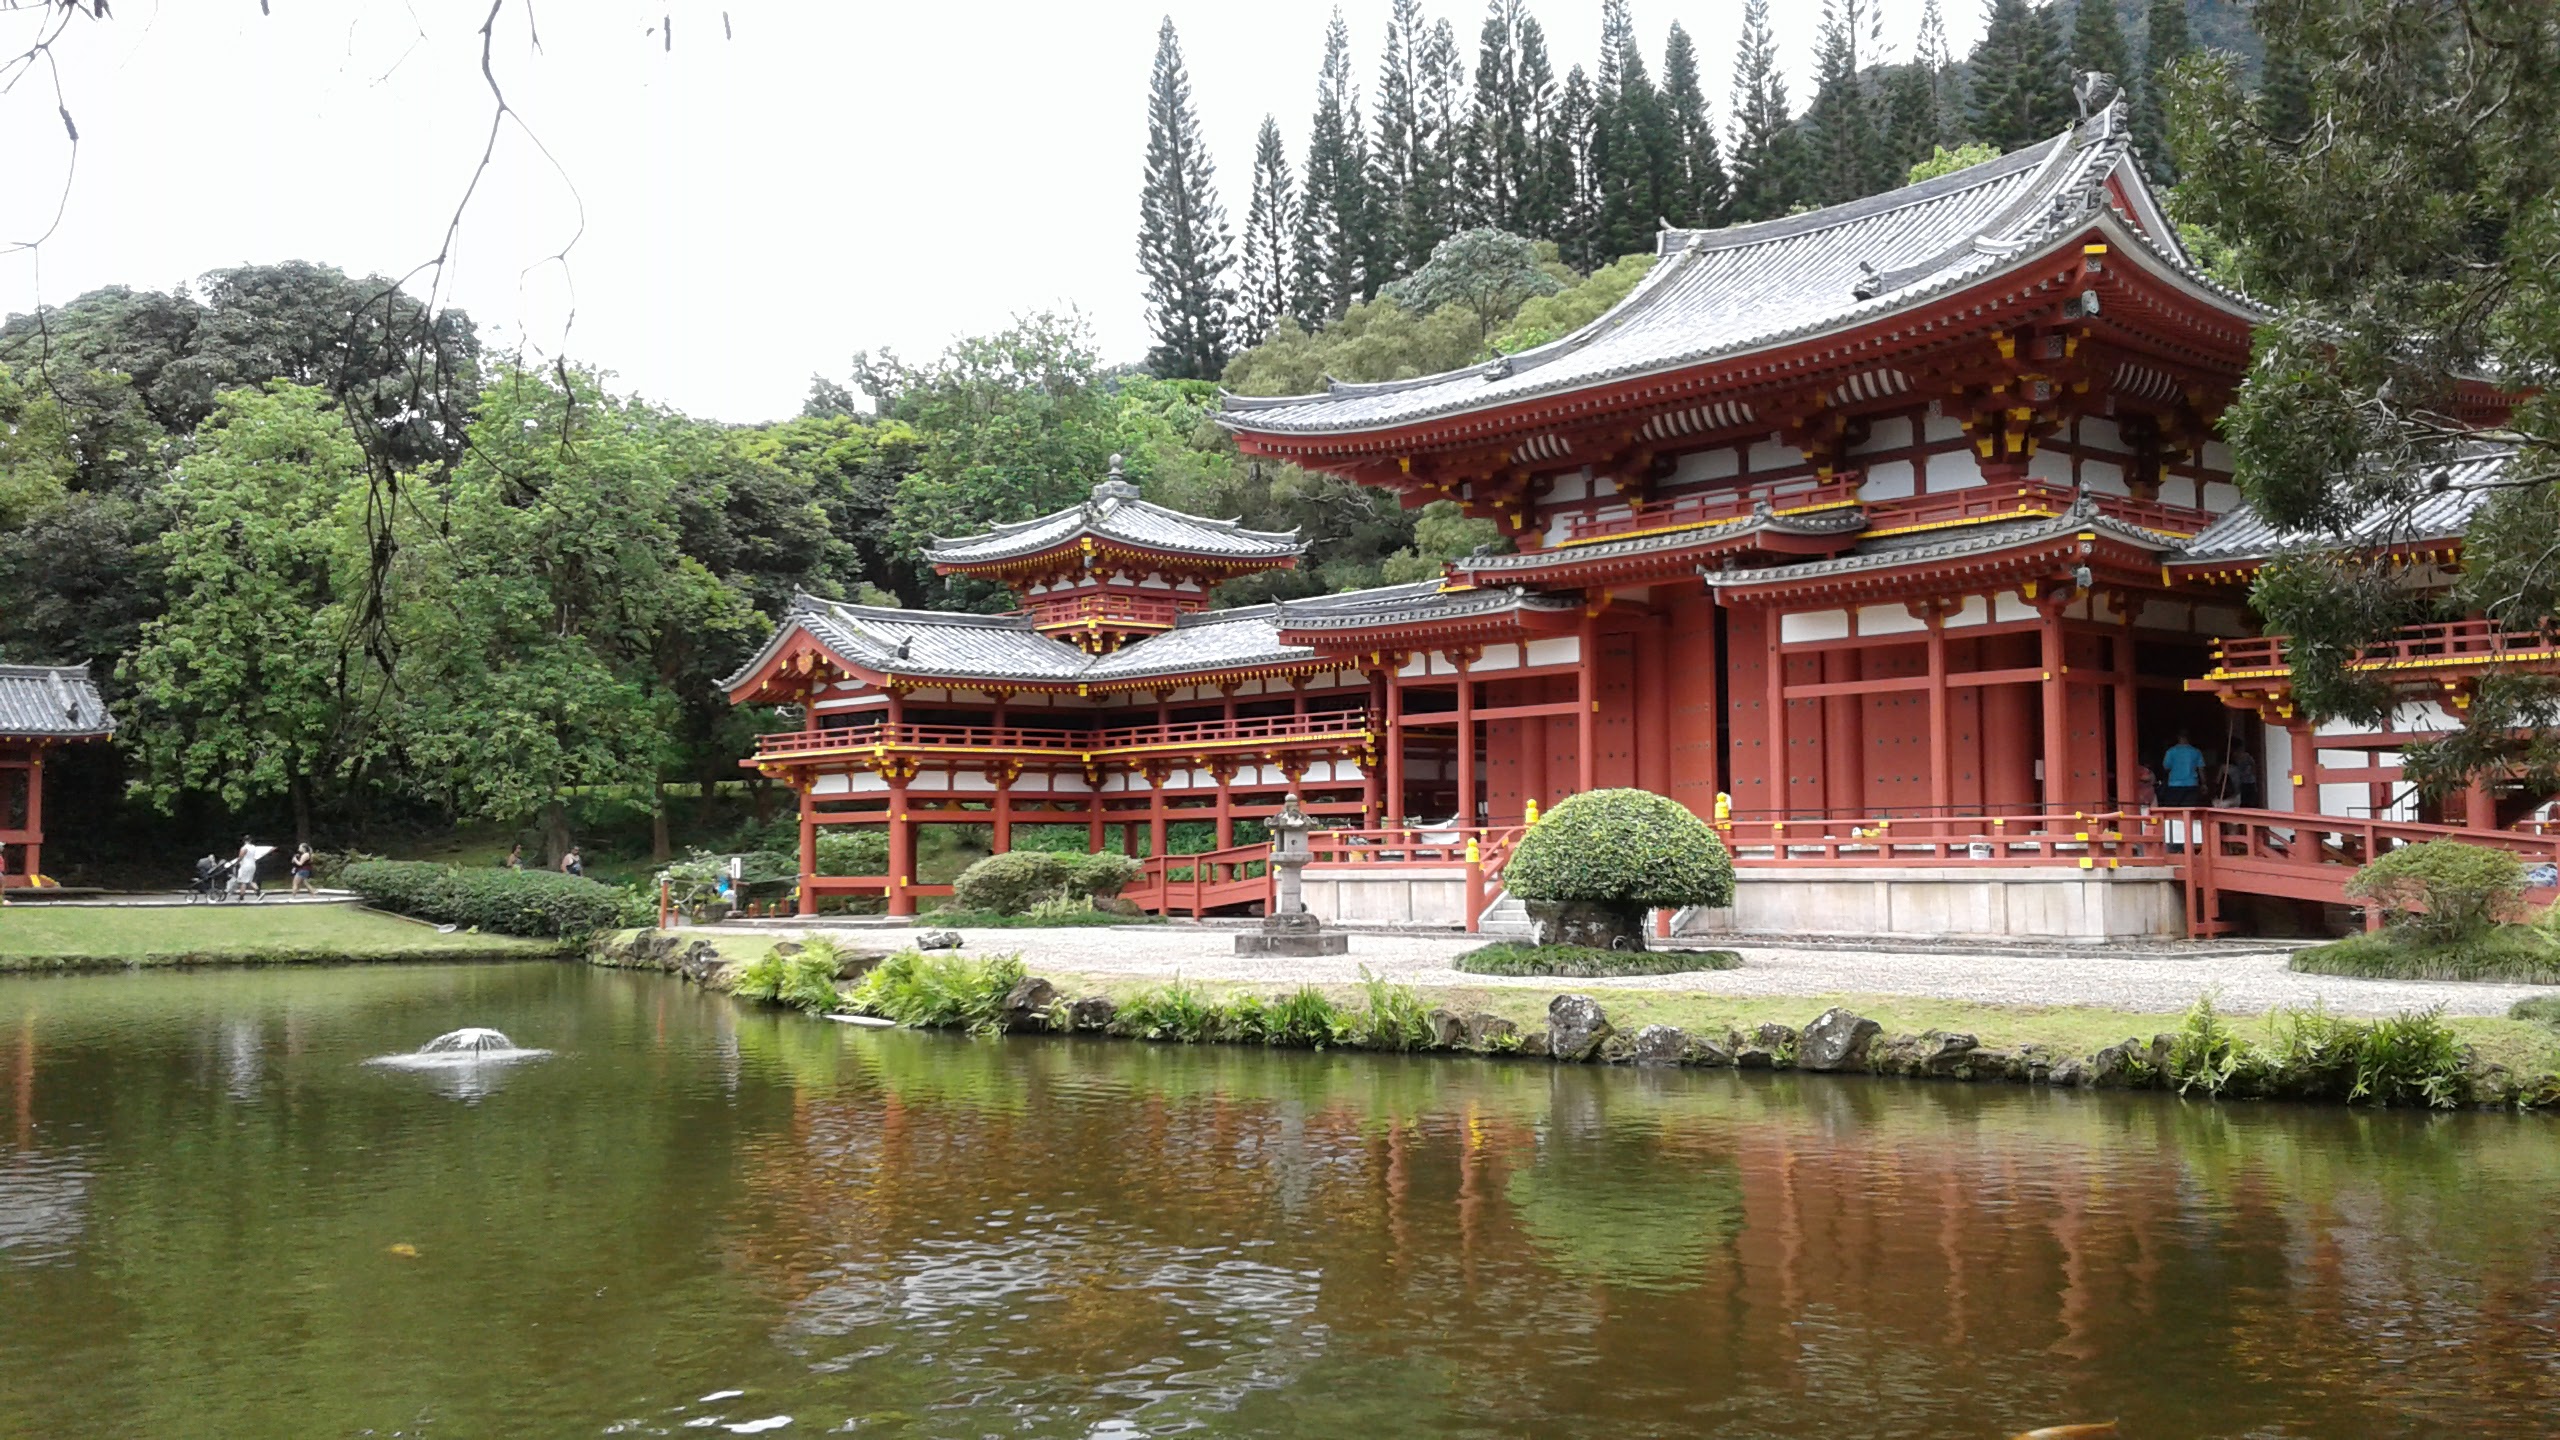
[1,961,2553,1438]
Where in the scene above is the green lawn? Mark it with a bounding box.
[0,902,561,971]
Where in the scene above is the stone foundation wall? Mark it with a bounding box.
[1300,866,1469,927]
[1679,867,2185,941]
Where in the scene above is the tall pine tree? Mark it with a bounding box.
[1554,64,1602,267]
[2069,0,2132,90]
[1659,21,1728,226]
[1803,0,1890,205]
[1137,18,1234,379]
[2130,0,2192,178]
[1515,14,1568,243]
[1726,0,1803,223]
[1590,0,1672,262]
[1371,0,1436,281]
[1462,0,1534,231]
[1916,0,1960,143]
[1969,0,2072,152]
[1419,18,1470,256]
[1240,116,1297,348]
[1295,10,1379,323]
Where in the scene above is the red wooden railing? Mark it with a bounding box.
[1300,824,1527,932]
[2175,807,2560,933]
[1560,475,1860,544]
[2209,620,2560,679]
[1125,841,1275,918]
[755,709,1373,761]
[1863,481,2213,538]
[1028,591,1186,630]
[1719,809,2179,867]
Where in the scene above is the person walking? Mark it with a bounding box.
[2223,747,2260,810]
[288,843,317,895]
[232,838,264,900]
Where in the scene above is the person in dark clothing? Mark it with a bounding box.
[2222,747,2259,809]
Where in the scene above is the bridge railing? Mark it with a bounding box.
[2209,620,2560,679]
[754,709,1374,762]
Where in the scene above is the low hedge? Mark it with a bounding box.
[2290,925,2560,985]
[342,860,646,939]
[1453,942,1742,978]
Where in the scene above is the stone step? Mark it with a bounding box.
[1474,889,1532,940]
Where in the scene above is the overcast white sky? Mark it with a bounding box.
[0,2,1987,423]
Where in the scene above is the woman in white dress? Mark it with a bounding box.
[232,839,268,899]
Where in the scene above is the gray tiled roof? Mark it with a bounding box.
[1701,499,2182,590]
[1456,504,1870,574]
[1276,581,1581,632]
[1079,607,1313,681]
[926,477,1304,567]
[1222,100,2258,438]
[0,663,113,739]
[2172,448,2512,564]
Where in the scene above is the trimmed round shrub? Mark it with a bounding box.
[952,849,1145,915]
[2345,840,2528,943]
[951,851,1074,915]
[342,860,644,939]
[1064,852,1141,899]
[1505,789,1735,910]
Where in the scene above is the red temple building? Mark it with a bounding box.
[728,101,2555,939]
[0,664,115,890]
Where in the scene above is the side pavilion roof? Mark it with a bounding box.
[925,470,1304,573]
[0,663,115,742]
[2170,446,2514,570]
[1218,97,2258,443]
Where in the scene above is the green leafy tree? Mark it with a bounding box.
[2130,0,2192,178]
[1658,21,1728,225]
[1379,228,1565,345]
[1137,19,1235,380]
[1491,251,1655,352]
[1240,116,1299,347]
[856,312,1121,578]
[2170,1,2560,797]
[0,366,71,530]
[732,414,931,608]
[1970,0,2072,152]
[120,384,374,840]
[1381,499,1506,582]
[1907,141,2002,184]
[1726,0,1805,223]
[390,366,759,862]
[1222,297,1489,397]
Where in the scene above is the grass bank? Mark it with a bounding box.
[0,903,563,972]
[2293,926,2560,985]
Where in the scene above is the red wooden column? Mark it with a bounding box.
[1635,618,1670,798]
[1214,762,1235,849]
[2038,602,2070,812]
[2465,778,2498,830]
[1148,773,1168,863]
[1087,790,1105,852]
[1926,614,1952,822]
[1821,637,1863,823]
[1385,659,1407,825]
[1455,650,1477,826]
[2113,625,2141,811]
[990,767,1014,855]
[2287,721,2318,815]
[885,769,916,917]
[1764,606,1788,818]
[1576,617,1598,794]
[795,774,817,916]
[1697,598,1726,802]
[22,749,41,884]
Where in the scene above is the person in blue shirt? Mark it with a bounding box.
[2160,732,2207,807]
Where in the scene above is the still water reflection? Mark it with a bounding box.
[0,962,2552,1437]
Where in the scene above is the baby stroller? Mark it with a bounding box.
[189,855,229,903]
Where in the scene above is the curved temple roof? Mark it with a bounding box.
[2172,447,2514,567]
[0,663,115,741]
[1220,98,2256,441]
[926,467,1304,571]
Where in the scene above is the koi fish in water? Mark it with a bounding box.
[2011,1425,2119,1440]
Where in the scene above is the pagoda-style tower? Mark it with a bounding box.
[924,457,1304,653]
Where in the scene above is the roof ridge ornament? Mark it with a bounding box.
[1091,453,1142,505]
[2074,71,2120,123]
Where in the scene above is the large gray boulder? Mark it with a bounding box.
[1000,977,1058,1032]
[1630,1024,1687,1066]
[1462,1013,1520,1051]
[914,929,964,952]
[1798,1008,1883,1072]
[1066,995,1118,1032]
[1546,994,1613,1062]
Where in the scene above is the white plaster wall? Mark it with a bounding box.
[1782,610,1852,644]
[1856,604,1926,637]
[2202,480,2242,513]
[2078,459,2129,495]
[1862,459,1916,499]
[1524,637,1581,666]
[2027,450,2073,486]
[1993,591,2037,624]
[2078,416,2125,453]
[1923,412,1968,443]
[1748,438,1797,471]
[1942,594,1993,629]
[1926,449,1983,491]
[1668,448,1741,485]
[1850,416,1913,454]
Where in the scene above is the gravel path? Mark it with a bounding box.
[730,923,2555,1019]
